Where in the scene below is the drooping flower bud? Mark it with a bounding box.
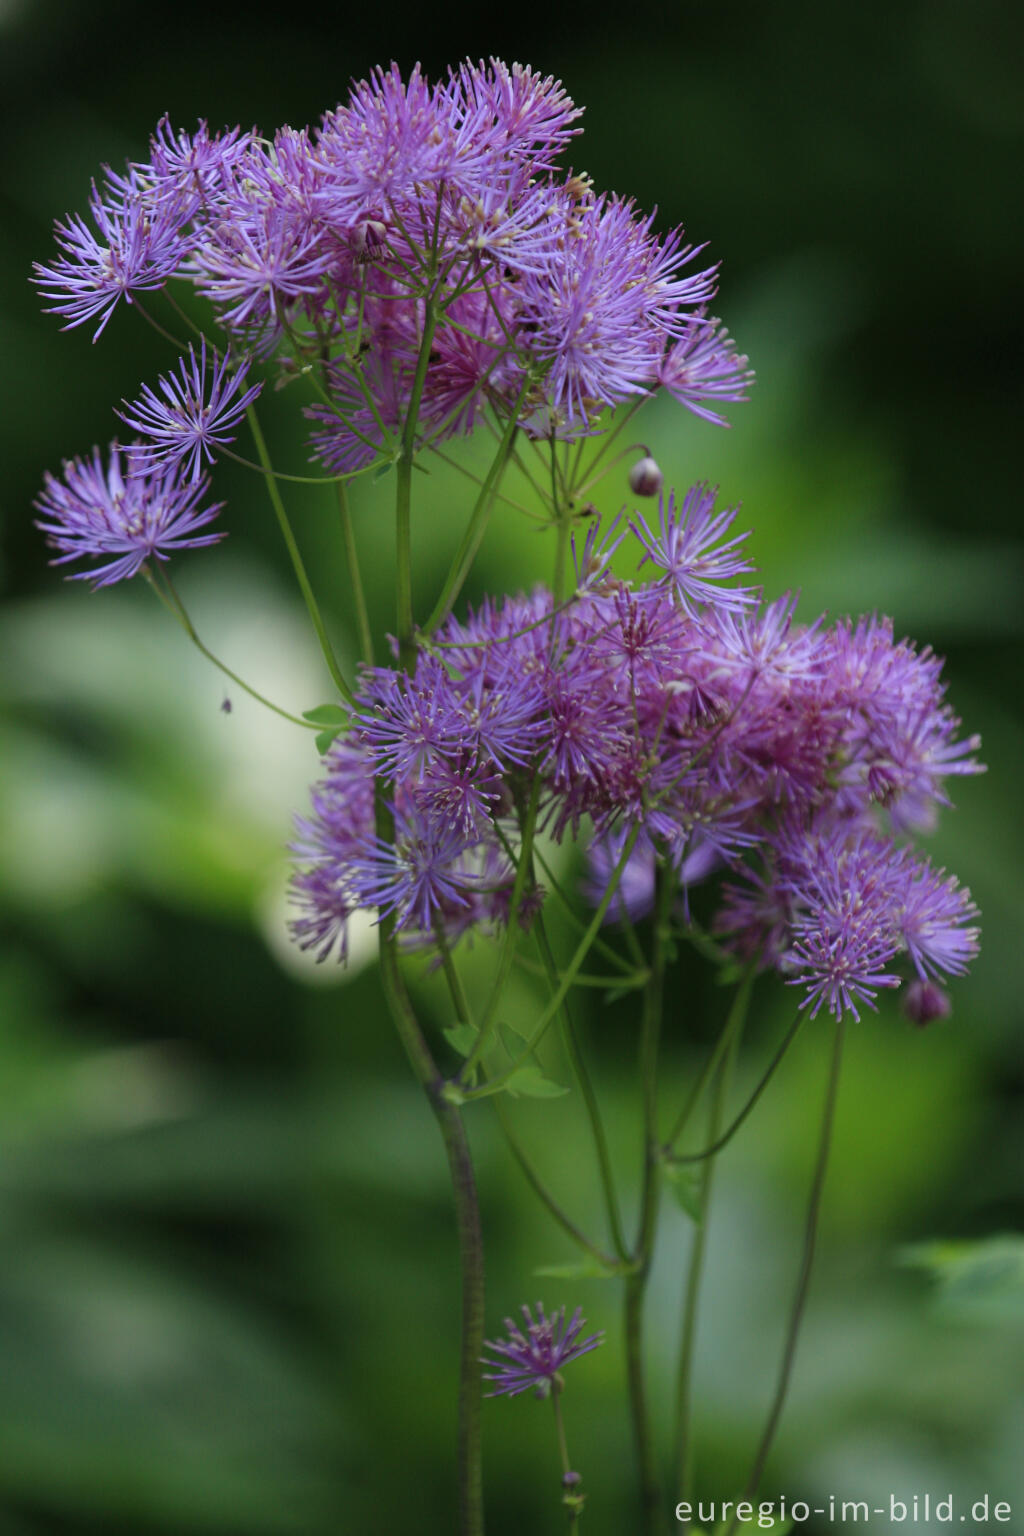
[903,978,952,1027]
[628,454,663,497]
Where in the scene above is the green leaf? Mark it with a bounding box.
[314,728,342,755]
[301,705,347,728]
[442,1023,478,1058]
[662,1161,703,1223]
[534,1257,630,1280]
[498,1021,531,1060]
[504,1066,569,1099]
[899,1234,1024,1323]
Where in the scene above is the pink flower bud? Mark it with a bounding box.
[628,455,663,497]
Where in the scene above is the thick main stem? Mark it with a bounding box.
[624,864,674,1536]
[378,922,485,1536]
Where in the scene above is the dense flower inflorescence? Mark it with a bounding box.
[291,486,981,1021]
[482,1303,604,1397]
[34,61,751,530]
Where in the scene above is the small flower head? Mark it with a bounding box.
[482,1303,604,1398]
[35,442,223,587]
[118,338,262,480]
[659,310,754,426]
[32,167,188,340]
[631,483,755,615]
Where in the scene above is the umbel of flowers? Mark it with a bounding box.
[33,58,981,1536]
[293,484,980,1025]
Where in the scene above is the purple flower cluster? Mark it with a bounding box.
[291,483,981,1021]
[34,60,751,468]
[482,1303,604,1397]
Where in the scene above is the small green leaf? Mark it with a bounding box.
[534,1257,630,1280]
[314,728,342,755]
[302,705,347,727]
[663,1161,703,1223]
[899,1235,1024,1323]
[504,1066,569,1099]
[441,1081,467,1106]
[498,1021,531,1060]
[443,1023,478,1058]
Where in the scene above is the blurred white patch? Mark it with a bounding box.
[68,1041,204,1130]
[257,861,378,985]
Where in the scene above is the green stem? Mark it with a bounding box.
[145,570,317,731]
[552,1389,582,1535]
[423,384,531,637]
[245,404,353,704]
[722,1016,847,1536]
[336,478,374,666]
[492,1099,617,1267]
[513,955,648,991]
[427,444,540,520]
[459,775,541,1080]
[664,971,755,1153]
[395,294,439,667]
[531,910,630,1263]
[669,1011,805,1166]
[460,823,641,1099]
[624,1279,663,1536]
[673,1014,745,1515]
[551,437,572,602]
[527,844,636,977]
[624,863,674,1536]
[378,909,485,1536]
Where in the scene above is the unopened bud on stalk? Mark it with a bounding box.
[628,455,663,497]
[903,978,952,1026]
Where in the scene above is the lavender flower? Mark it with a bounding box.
[482,1304,604,1398]
[33,168,188,340]
[346,806,478,932]
[659,311,754,426]
[144,116,253,213]
[631,484,755,615]
[35,443,223,587]
[118,339,262,481]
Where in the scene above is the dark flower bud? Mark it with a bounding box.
[628,455,663,497]
[903,978,952,1027]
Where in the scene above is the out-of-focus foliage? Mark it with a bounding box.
[1,2,1021,1532]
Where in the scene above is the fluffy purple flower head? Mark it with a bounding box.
[659,311,754,426]
[190,175,334,335]
[482,1303,604,1398]
[118,338,262,481]
[346,805,479,933]
[143,116,253,214]
[897,863,980,980]
[517,195,717,427]
[631,483,755,615]
[35,443,223,587]
[32,168,188,340]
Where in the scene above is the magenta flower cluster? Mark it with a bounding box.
[33,61,752,585]
[291,486,981,1022]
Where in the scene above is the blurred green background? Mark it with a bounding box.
[1,1,1022,1532]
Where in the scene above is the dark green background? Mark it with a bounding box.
[1,2,1022,1532]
